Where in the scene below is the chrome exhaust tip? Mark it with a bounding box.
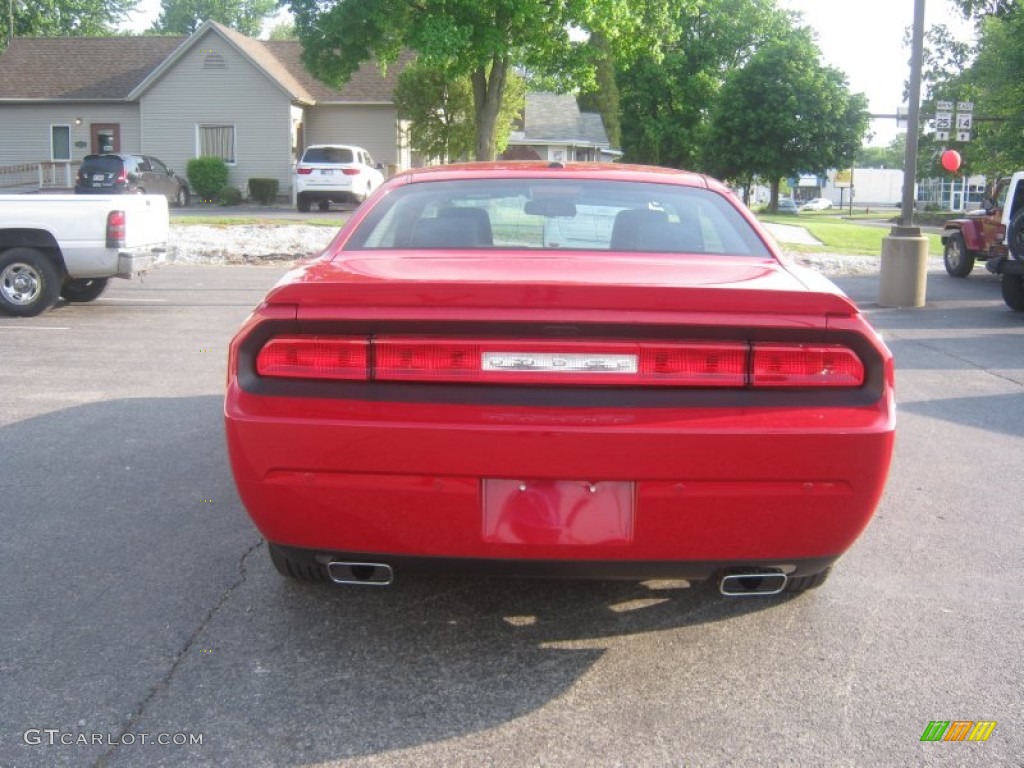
[327,561,394,586]
[719,571,787,597]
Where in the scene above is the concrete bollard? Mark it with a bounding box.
[879,226,929,307]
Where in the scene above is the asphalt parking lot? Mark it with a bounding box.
[1,264,1021,767]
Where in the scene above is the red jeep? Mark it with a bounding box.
[941,177,1009,277]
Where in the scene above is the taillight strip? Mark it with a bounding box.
[254,336,864,389]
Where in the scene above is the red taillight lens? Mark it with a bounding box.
[342,168,361,176]
[252,336,866,389]
[376,338,747,386]
[257,336,367,380]
[751,344,865,387]
[106,210,126,248]
[296,167,313,175]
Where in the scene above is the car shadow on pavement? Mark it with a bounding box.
[1,395,798,767]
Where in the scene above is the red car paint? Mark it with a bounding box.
[225,163,895,587]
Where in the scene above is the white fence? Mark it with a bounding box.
[0,162,74,192]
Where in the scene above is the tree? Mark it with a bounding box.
[148,0,277,36]
[394,61,525,163]
[286,0,693,161]
[576,32,620,148]
[704,29,869,210]
[616,0,790,169]
[856,134,906,169]
[5,0,135,45]
[266,21,297,41]
[966,5,1024,171]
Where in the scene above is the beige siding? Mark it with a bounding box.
[305,105,401,168]
[139,30,294,198]
[0,103,140,167]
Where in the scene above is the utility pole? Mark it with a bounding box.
[878,0,930,308]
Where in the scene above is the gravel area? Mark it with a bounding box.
[167,223,944,276]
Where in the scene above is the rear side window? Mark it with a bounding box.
[302,147,354,164]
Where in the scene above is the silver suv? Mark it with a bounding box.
[294,145,385,212]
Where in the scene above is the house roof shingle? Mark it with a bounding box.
[0,24,407,104]
[0,36,186,99]
[518,92,611,147]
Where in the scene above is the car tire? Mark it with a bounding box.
[943,233,973,277]
[784,567,831,594]
[1001,274,1024,312]
[1009,209,1024,261]
[297,194,312,213]
[0,247,62,317]
[318,200,330,212]
[175,186,190,208]
[268,544,329,582]
[60,277,109,303]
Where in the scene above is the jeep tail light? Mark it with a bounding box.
[342,168,361,176]
[296,167,313,175]
[106,210,126,249]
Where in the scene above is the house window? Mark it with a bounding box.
[198,124,236,164]
[51,125,71,161]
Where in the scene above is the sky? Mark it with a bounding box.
[778,0,976,146]
[121,0,975,148]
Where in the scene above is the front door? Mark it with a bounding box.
[91,124,120,154]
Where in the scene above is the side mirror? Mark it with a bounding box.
[375,163,384,171]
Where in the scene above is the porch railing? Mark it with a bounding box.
[0,161,75,192]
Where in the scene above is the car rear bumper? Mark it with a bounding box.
[225,387,895,567]
[116,247,167,278]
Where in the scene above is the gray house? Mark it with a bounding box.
[501,92,619,163]
[0,21,410,197]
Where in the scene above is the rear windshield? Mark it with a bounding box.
[80,155,124,174]
[344,178,771,256]
[302,147,354,164]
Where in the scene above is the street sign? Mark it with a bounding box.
[936,100,954,111]
[956,113,973,130]
[956,130,972,142]
[956,101,974,112]
[935,112,953,131]
[936,130,950,141]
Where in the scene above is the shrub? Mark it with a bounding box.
[187,156,230,200]
[248,178,280,205]
[217,185,243,206]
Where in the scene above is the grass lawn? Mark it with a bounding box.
[758,213,944,257]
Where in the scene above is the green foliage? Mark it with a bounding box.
[248,178,280,205]
[856,134,906,169]
[266,22,297,41]
[576,33,621,148]
[617,0,790,168]
[287,0,695,159]
[217,185,243,206]
[149,0,277,36]
[187,156,230,200]
[704,28,869,207]
[5,0,134,42]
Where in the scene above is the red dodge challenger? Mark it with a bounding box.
[225,163,895,596]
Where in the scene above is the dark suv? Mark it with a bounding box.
[75,153,190,207]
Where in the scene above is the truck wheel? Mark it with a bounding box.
[1009,209,1024,261]
[1001,274,1024,312]
[943,233,974,277]
[0,247,62,317]
[297,194,311,213]
[61,277,109,303]
[318,200,330,212]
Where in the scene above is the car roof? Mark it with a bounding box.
[389,162,720,192]
[303,144,366,151]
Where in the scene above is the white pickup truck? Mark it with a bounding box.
[0,194,170,317]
